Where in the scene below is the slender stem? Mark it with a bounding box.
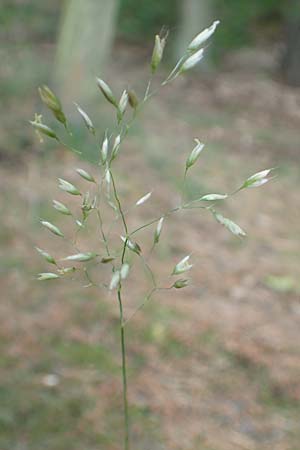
[117,62,181,146]
[117,288,130,450]
[106,164,130,448]
[124,285,173,326]
[144,75,154,101]
[130,206,182,236]
[96,60,203,450]
[128,203,210,239]
[124,287,156,326]
[57,138,82,155]
[110,171,128,235]
[96,209,111,257]
[82,267,104,289]
[230,186,243,196]
[140,254,157,288]
[183,203,212,210]
[161,56,185,86]
[182,167,188,202]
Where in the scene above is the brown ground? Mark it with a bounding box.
[1,47,300,450]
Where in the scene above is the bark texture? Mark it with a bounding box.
[55,0,119,107]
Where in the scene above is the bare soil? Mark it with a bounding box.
[1,49,300,450]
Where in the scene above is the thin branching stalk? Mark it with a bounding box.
[117,287,130,450]
[32,20,274,450]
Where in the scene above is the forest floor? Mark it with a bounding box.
[1,43,300,450]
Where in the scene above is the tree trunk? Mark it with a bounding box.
[174,0,213,67]
[55,0,119,108]
[281,0,300,86]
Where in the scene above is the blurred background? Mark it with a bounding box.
[1,1,300,449]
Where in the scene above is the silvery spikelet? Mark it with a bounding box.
[74,103,95,135]
[181,48,204,72]
[96,78,117,106]
[52,200,71,215]
[241,169,273,189]
[76,168,95,183]
[154,217,164,244]
[172,255,193,275]
[188,20,220,52]
[186,139,205,169]
[136,192,152,206]
[58,178,81,196]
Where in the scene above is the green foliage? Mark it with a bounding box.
[214,0,284,53]
[0,0,287,52]
[118,0,285,52]
[118,0,179,41]
[264,274,299,294]
[0,0,60,41]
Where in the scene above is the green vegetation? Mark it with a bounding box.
[1,2,300,449]
[118,0,178,41]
